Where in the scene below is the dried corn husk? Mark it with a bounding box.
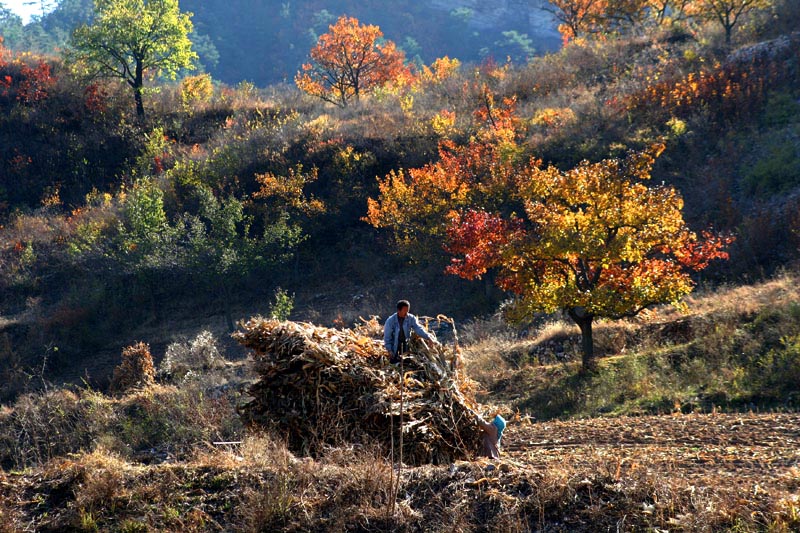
[234,317,484,465]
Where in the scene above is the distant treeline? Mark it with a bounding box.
[0,0,560,85]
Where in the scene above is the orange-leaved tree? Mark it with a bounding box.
[295,15,407,107]
[550,0,677,40]
[0,36,8,67]
[364,92,522,259]
[548,0,608,42]
[444,144,733,369]
[646,0,698,25]
[0,37,11,96]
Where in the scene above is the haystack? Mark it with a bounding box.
[234,317,484,465]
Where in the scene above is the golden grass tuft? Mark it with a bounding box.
[666,272,799,320]
[73,447,132,513]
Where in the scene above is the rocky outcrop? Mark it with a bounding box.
[430,0,559,46]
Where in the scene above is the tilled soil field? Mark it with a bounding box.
[505,413,800,486]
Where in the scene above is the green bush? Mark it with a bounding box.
[269,287,294,320]
[743,140,800,196]
[747,334,800,404]
[762,92,800,128]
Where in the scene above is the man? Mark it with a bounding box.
[476,413,506,460]
[383,300,437,364]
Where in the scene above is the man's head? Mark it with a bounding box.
[396,300,410,318]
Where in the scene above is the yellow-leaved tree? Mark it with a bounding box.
[444,145,732,369]
[368,131,732,369]
[68,0,197,119]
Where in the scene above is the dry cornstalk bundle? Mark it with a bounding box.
[110,342,155,393]
[234,317,484,465]
[353,315,383,338]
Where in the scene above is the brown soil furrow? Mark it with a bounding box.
[500,413,800,496]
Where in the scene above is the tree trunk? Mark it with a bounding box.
[220,280,235,333]
[723,11,733,45]
[484,271,495,298]
[133,60,145,119]
[568,307,596,371]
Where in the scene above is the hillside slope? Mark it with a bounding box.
[465,273,800,419]
[1,10,798,403]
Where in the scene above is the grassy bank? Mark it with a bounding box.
[465,272,800,419]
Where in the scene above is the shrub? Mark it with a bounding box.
[17,61,55,104]
[179,73,214,111]
[72,448,129,522]
[743,141,800,196]
[531,107,577,131]
[762,91,800,127]
[269,288,294,321]
[0,389,112,469]
[110,342,155,393]
[747,333,800,404]
[158,331,225,382]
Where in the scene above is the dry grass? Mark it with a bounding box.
[0,471,18,533]
[658,271,800,322]
[0,378,243,470]
[463,336,515,384]
[7,415,795,533]
[72,447,133,517]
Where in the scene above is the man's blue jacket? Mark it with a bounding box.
[383,312,433,355]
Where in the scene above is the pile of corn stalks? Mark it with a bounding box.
[234,317,484,465]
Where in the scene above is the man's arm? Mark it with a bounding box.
[409,315,436,342]
[475,414,497,435]
[383,316,395,355]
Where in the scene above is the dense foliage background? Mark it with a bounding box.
[0,0,798,400]
[0,0,561,85]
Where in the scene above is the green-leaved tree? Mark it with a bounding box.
[68,0,196,118]
[183,185,304,331]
